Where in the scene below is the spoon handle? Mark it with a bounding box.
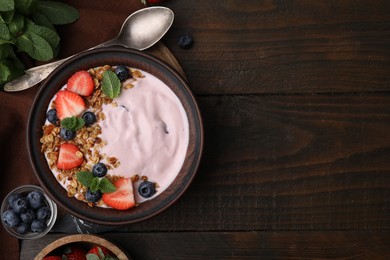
[3,58,72,92]
[3,39,118,92]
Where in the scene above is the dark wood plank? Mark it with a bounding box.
[21,231,390,259]
[108,94,390,231]
[163,0,390,94]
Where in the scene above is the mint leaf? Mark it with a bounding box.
[37,1,79,25]
[90,177,100,192]
[0,10,15,23]
[0,63,11,81]
[61,116,85,131]
[101,70,121,99]
[25,18,59,49]
[8,12,24,37]
[86,254,101,260]
[15,0,38,15]
[0,45,24,88]
[76,171,94,187]
[0,0,14,12]
[0,21,11,40]
[32,11,55,31]
[61,116,77,129]
[99,178,116,193]
[16,31,53,61]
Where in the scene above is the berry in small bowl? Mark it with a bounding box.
[1,185,57,239]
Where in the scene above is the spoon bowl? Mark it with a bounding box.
[4,7,174,92]
[117,7,174,50]
[96,7,174,50]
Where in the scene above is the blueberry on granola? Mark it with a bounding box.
[60,128,76,140]
[138,181,156,198]
[82,111,97,126]
[46,109,59,125]
[114,65,131,81]
[92,163,108,177]
[85,188,102,203]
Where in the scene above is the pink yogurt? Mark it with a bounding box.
[44,69,189,206]
[98,71,189,203]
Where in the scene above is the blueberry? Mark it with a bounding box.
[92,163,107,177]
[7,193,21,206]
[85,188,102,203]
[114,65,131,81]
[177,32,194,49]
[36,207,51,220]
[16,222,30,234]
[2,210,21,227]
[12,197,28,214]
[31,219,46,233]
[20,209,36,224]
[60,128,76,140]
[47,109,59,125]
[138,181,156,198]
[82,111,97,126]
[27,190,44,209]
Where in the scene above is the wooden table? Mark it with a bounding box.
[20,0,390,258]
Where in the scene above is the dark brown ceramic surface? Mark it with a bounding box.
[27,47,203,225]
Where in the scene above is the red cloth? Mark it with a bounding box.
[0,1,144,258]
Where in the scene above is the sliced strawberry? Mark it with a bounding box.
[67,70,94,96]
[102,178,135,210]
[57,143,83,170]
[55,90,86,120]
[87,246,113,259]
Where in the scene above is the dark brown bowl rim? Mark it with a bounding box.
[27,47,203,225]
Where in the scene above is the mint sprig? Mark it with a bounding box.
[101,70,121,99]
[76,171,94,187]
[0,0,79,88]
[61,116,85,131]
[76,171,116,194]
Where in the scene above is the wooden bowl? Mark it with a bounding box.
[27,47,203,225]
[35,234,130,259]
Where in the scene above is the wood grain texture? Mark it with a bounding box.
[14,1,390,258]
[163,0,390,94]
[21,232,390,259]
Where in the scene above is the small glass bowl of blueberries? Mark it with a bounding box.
[1,185,57,239]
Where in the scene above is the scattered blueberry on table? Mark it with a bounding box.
[177,32,194,49]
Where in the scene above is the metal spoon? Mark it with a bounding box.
[4,6,174,92]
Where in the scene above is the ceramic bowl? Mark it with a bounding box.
[1,185,57,239]
[35,234,130,259]
[27,47,203,225]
